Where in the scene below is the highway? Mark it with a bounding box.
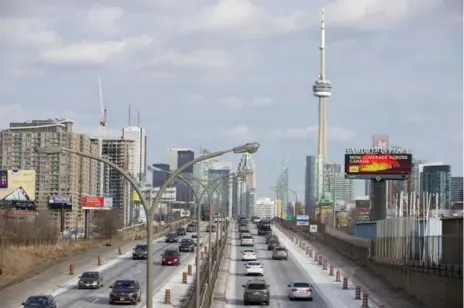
[52,222,214,308]
[224,222,329,308]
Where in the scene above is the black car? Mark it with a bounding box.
[267,240,279,251]
[186,224,196,232]
[109,279,142,305]
[265,235,278,244]
[165,232,179,243]
[177,227,186,236]
[132,244,148,260]
[78,271,103,289]
[179,238,195,252]
[22,295,57,308]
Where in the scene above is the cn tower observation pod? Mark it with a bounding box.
[313,79,332,98]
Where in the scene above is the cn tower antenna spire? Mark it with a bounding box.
[320,6,326,79]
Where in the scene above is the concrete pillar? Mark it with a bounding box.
[371,179,387,220]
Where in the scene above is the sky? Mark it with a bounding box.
[0,0,462,199]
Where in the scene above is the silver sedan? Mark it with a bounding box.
[287,281,313,301]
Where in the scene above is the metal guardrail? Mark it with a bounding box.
[180,222,229,308]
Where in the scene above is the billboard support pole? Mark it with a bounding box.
[84,209,90,239]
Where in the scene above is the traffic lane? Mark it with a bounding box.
[54,230,211,308]
[228,233,329,307]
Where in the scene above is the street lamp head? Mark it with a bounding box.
[33,146,62,155]
[232,142,260,154]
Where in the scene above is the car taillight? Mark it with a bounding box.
[291,288,297,292]
[306,288,312,292]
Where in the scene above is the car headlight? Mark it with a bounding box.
[92,281,98,285]
[173,259,178,262]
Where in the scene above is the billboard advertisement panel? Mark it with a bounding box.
[48,195,72,210]
[80,196,113,210]
[345,154,412,180]
[0,170,36,201]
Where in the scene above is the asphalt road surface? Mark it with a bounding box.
[53,222,213,308]
[225,222,330,308]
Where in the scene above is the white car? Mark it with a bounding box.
[240,234,254,246]
[287,281,313,301]
[244,261,264,276]
[241,249,257,261]
[191,234,202,245]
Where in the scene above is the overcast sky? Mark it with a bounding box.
[0,0,462,198]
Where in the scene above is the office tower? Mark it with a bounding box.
[451,176,463,203]
[193,148,218,203]
[208,161,231,215]
[122,126,147,181]
[175,150,194,202]
[0,119,99,230]
[335,174,355,202]
[167,148,191,170]
[254,197,276,218]
[322,163,342,196]
[102,139,134,225]
[304,155,317,216]
[152,163,170,187]
[420,165,452,209]
[237,153,256,217]
[231,175,238,217]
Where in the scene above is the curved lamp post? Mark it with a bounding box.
[34,142,260,308]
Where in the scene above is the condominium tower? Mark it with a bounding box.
[0,119,100,230]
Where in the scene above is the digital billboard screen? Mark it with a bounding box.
[345,154,412,179]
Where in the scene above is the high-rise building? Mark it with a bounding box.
[420,165,452,209]
[208,161,231,215]
[152,163,170,187]
[122,126,147,181]
[304,155,316,216]
[167,148,190,170]
[193,148,218,204]
[237,153,256,217]
[0,119,100,230]
[451,176,463,203]
[102,139,134,225]
[323,163,354,202]
[176,150,195,202]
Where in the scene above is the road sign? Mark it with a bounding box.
[286,214,293,221]
[296,215,309,226]
[310,224,318,233]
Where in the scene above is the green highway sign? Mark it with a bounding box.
[286,215,293,221]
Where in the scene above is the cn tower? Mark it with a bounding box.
[312,7,332,203]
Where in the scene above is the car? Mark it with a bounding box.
[206,225,217,232]
[132,244,148,260]
[267,240,279,251]
[244,261,264,276]
[108,279,142,305]
[241,249,257,261]
[78,271,103,289]
[265,234,278,244]
[287,281,313,301]
[186,225,196,232]
[240,234,254,246]
[272,246,288,260]
[191,234,202,245]
[161,248,181,266]
[242,279,270,305]
[176,227,186,236]
[179,238,195,252]
[21,295,57,308]
[165,232,179,243]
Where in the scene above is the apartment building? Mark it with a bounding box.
[0,119,100,230]
[102,139,134,225]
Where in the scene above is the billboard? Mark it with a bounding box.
[80,196,113,210]
[133,191,141,202]
[48,195,72,210]
[0,170,36,201]
[345,153,412,180]
[372,135,389,149]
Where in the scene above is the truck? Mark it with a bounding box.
[257,220,272,236]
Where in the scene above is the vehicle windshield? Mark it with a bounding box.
[192,235,197,238]
[177,228,185,231]
[81,272,99,278]
[113,280,136,289]
[243,250,255,253]
[293,282,311,288]
[25,296,50,305]
[275,247,286,251]
[166,233,177,237]
[135,245,147,250]
[181,239,192,244]
[242,235,252,239]
[248,262,261,266]
[247,283,267,290]
[164,250,178,256]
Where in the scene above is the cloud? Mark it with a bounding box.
[0,17,60,47]
[221,124,253,141]
[87,6,124,34]
[185,96,275,109]
[145,49,233,71]
[269,125,355,142]
[39,35,154,65]
[402,113,427,124]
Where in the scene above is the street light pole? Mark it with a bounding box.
[34,142,260,308]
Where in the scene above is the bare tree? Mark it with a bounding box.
[93,209,121,239]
